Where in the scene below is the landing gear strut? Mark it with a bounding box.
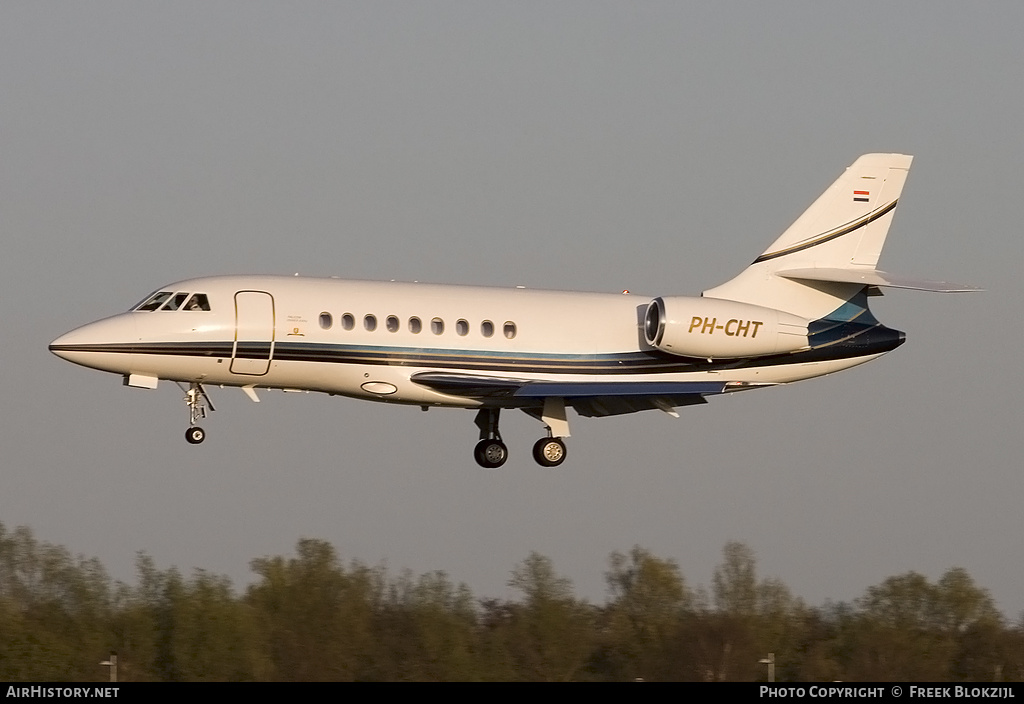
[534,397,569,467]
[473,408,508,468]
[180,382,215,445]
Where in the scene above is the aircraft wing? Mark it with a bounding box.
[408,372,529,398]
[410,372,736,417]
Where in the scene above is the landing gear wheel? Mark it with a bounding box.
[185,426,206,445]
[533,437,566,467]
[474,439,508,468]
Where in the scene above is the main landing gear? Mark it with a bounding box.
[532,437,567,467]
[473,408,508,468]
[473,398,570,468]
[180,382,215,445]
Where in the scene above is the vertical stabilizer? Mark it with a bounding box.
[703,154,913,319]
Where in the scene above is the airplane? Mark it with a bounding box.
[50,153,977,468]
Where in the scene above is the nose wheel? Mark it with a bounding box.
[185,426,206,444]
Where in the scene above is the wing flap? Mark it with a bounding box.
[512,380,729,398]
[567,394,708,418]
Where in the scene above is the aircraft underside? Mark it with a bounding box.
[163,340,894,468]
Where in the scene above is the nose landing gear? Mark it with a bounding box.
[179,382,215,445]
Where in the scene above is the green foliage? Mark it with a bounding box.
[838,568,1004,681]
[503,552,595,681]
[0,520,1021,681]
[376,569,481,680]
[246,538,381,680]
[599,546,691,680]
[0,523,114,681]
[713,541,758,617]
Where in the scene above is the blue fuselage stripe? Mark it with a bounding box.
[48,319,904,376]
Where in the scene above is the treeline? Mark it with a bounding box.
[0,522,1021,681]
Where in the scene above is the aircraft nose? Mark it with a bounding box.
[48,330,79,361]
[49,314,139,372]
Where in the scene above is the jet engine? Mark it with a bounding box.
[644,296,809,359]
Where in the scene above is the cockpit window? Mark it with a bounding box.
[133,291,211,312]
[160,292,190,311]
[183,293,210,311]
[135,291,173,311]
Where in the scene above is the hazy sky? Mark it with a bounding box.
[2,2,1021,617]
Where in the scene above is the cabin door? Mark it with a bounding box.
[231,290,275,376]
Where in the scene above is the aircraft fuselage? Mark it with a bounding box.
[49,274,900,410]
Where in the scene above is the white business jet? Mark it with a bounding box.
[50,154,976,467]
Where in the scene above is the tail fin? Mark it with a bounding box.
[753,153,913,270]
[703,153,914,320]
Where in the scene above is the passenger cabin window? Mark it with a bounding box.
[364,314,377,332]
[456,319,469,336]
[342,313,355,330]
[431,317,444,335]
[408,317,422,334]
[481,320,494,338]
[386,315,399,332]
[319,312,333,330]
[503,321,517,339]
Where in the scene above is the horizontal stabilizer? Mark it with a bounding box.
[776,268,981,293]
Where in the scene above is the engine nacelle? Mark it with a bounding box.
[644,296,809,359]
